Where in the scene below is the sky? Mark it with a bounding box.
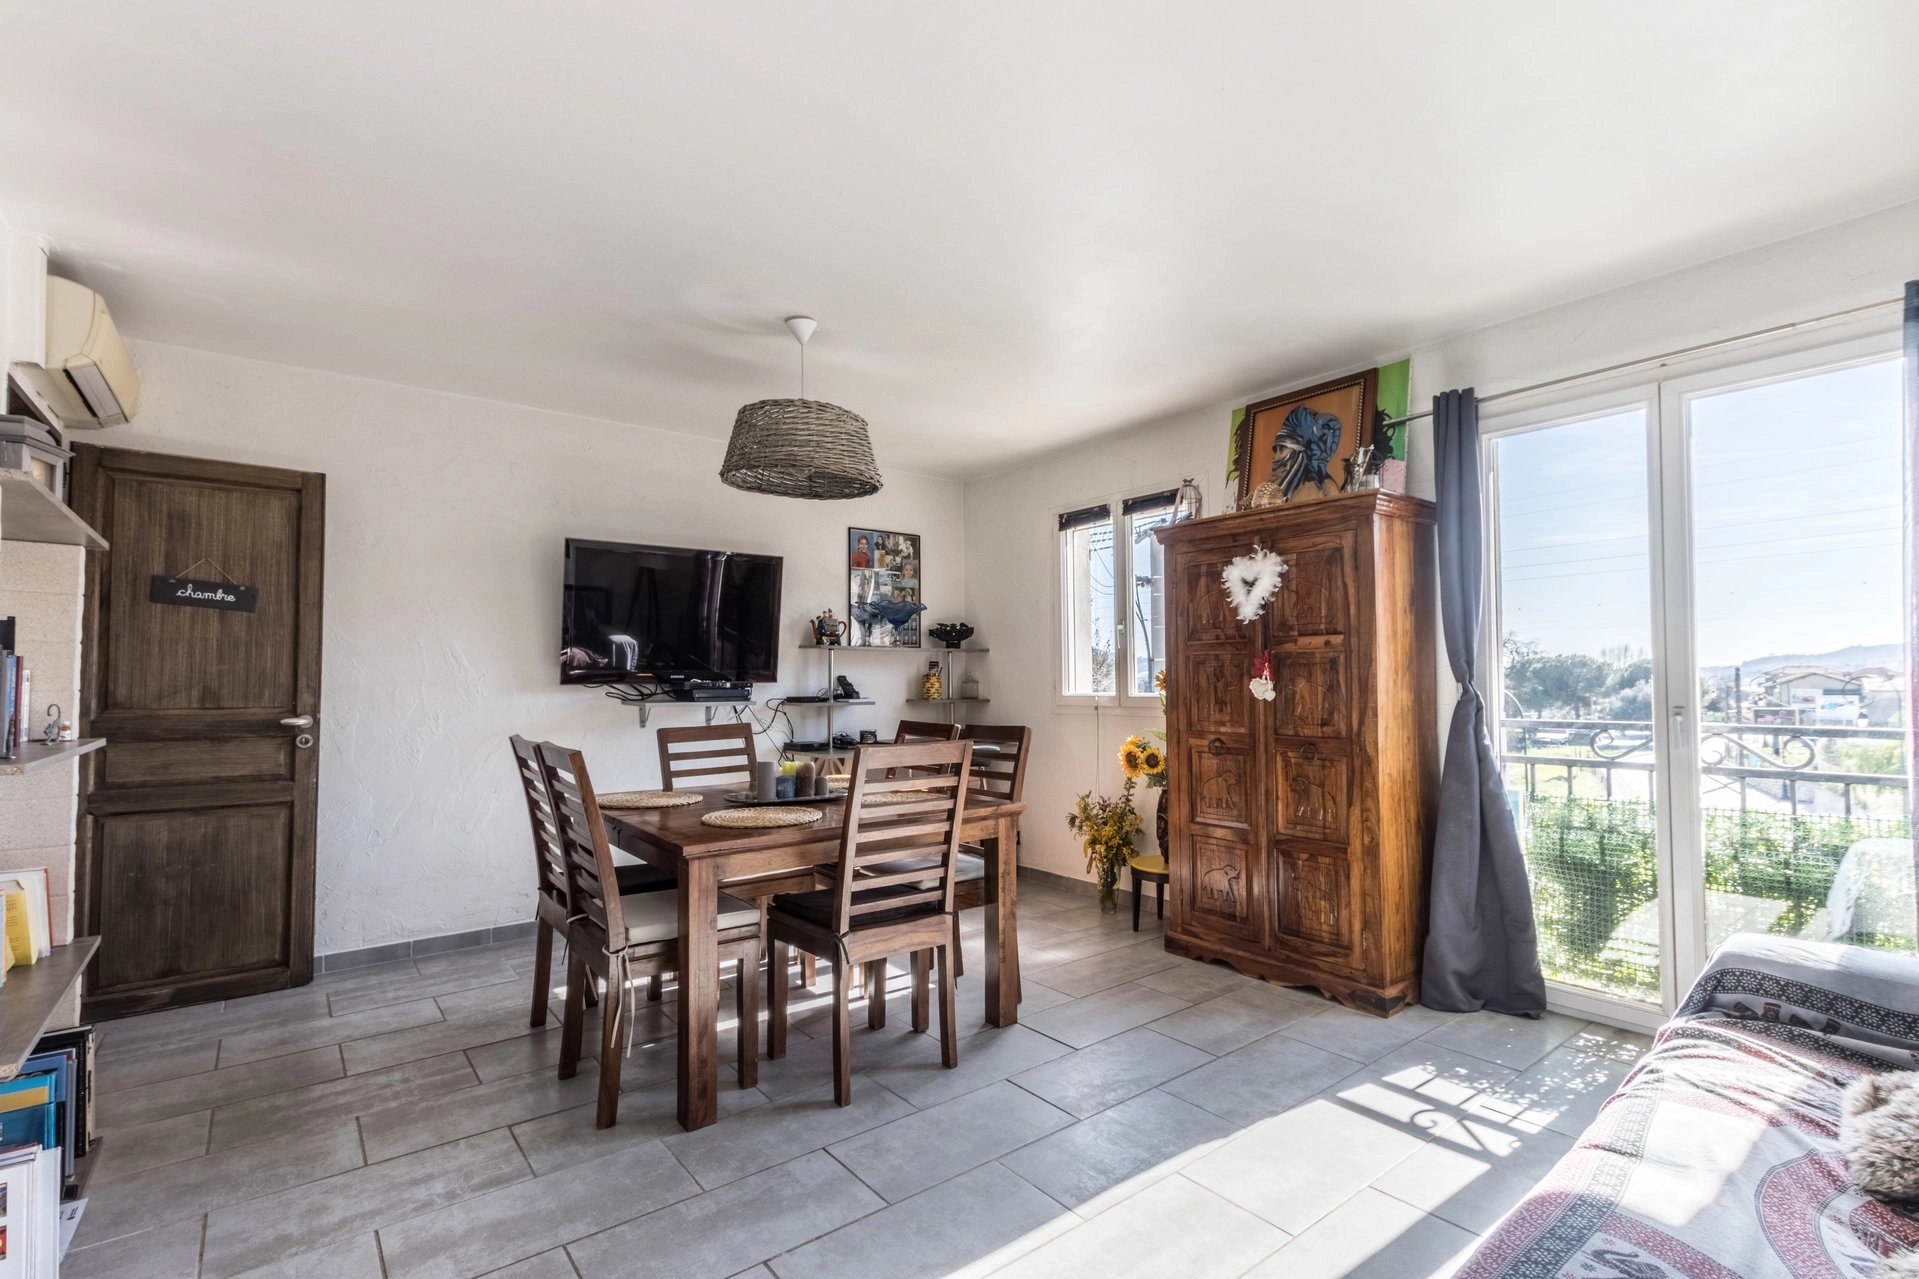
[1495,355,1905,672]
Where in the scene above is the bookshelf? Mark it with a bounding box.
[0,739,104,778]
[0,938,98,1081]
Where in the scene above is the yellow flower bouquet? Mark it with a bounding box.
[1067,777,1144,912]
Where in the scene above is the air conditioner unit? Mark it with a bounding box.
[9,275,140,429]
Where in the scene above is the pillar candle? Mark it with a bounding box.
[754,760,778,801]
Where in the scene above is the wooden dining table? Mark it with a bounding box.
[602,787,1026,1130]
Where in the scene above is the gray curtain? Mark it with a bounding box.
[1422,388,1548,1015]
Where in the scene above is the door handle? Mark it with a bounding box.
[280,715,314,729]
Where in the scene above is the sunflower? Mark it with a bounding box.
[1118,744,1145,778]
[1138,745,1166,776]
[1153,668,1168,694]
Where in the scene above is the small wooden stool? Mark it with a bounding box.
[1128,852,1168,931]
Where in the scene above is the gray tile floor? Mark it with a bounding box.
[67,882,1652,1279]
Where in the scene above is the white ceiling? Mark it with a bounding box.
[5,2,1918,477]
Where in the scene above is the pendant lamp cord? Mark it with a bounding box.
[798,335,806,400]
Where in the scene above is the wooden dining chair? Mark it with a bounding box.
[657,722,758,790]
[765,739,973,1106]
[510,734,584,1029]
[951,724,1031,981]
[539,740,763,1128]
[659,721,824,990]
[893,719,961,748]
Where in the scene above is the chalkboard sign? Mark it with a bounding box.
[149,576,258,613]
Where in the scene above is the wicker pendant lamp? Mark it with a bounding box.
[720,316,882,499]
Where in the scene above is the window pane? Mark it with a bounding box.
[1127,507,1173,696]
[1061,516,1117,695]
[1493,408,1663,1006]
[1686,358,1912,958]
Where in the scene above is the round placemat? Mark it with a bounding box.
[700,806,824,829]
[599,790,702,810]
[866,789,941,806]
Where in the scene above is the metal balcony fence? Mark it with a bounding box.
[1499,718,1913,1001]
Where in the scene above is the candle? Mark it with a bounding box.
[754,761,778,801]
[795,761,816,793]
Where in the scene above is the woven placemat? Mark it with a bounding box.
[866,789,941,806]
[701,806,824,829]
[599,790,702,810]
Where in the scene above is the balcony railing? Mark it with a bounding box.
[1502,717,1907,816]
[1498,716,1913,1002]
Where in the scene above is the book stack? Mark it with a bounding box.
[0,871,51,990]
[0,1024,95,1275]
[0,617,28,761]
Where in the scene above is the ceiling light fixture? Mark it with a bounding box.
[720,316,881,500]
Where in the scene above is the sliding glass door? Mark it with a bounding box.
[1489,337,1912,1017]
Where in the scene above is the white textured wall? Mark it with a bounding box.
[966,197,1919,885]
[90,341,965,955]
[0,541,84,947]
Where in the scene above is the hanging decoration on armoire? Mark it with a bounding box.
[1248,650,1276,701]
[1221,544,1287,623]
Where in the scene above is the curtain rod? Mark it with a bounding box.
[1381,294,1905,428]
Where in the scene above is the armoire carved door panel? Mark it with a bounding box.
[1175,546,1249,646]
[1186,649,1253,738]
[1186,834,1260,942]
[1273,846,1358,963]
[1272,644,1348,739]
[1273,745,1350,846]
[1184,740,1256,838]
[1269,539,1352,639]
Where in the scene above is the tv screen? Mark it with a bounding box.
[561,539,783,684]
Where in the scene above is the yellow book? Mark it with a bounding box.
[0,1082,50,1112]
[2,891,34,967]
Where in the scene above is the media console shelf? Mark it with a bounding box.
[0,937,99,1081]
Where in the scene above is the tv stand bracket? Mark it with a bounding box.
[602,683,750,728]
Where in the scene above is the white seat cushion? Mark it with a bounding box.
[618,890,759,946]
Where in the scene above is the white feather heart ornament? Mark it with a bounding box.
[1221,545,1288,623]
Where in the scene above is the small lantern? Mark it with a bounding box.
[1172,476,1204,523]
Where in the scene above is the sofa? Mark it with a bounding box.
[1460,933,1919,1278]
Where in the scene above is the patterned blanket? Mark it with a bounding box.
[1459,935,1919,1278]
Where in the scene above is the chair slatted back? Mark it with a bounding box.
[658,724,758,791]
[961,723,1032,805]
[889,719,961,780]
[511,735,572,911]
[535,741,627,949]
[831,740,973,933]
[892,720,961,748]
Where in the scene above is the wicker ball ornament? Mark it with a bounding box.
[720,398,882,500]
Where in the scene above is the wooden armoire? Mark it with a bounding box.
[1155,491,1438,1015]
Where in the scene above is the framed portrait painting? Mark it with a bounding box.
[1232,368,1379,509]
[847,527,923,647]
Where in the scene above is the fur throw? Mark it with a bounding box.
[1877,1253,1919,1279]
[1841,1071,1919,1203]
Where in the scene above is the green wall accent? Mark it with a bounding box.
[1376,358,1411,458]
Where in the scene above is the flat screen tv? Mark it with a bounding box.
[561,539,783,684]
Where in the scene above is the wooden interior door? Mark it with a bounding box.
[72,446,324,1018]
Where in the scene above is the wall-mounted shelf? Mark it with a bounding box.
[0,469,107,550]
[0,937,99,1081]
[0,739,105,777]
[784,698,874,708]
[909,697,990,705]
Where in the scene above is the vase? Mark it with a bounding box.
[1097,879,1119,913]
[1155,787,1169,858]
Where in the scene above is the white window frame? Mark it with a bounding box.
[1477,321,1904,1032]
[1054,489,1177,710]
